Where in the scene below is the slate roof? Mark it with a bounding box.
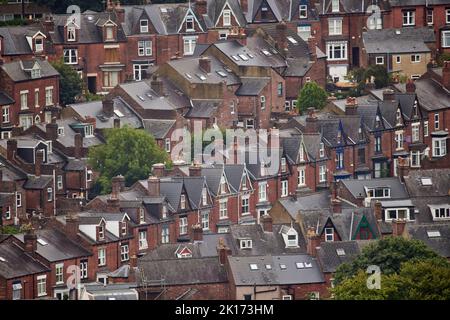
[23,175,53,190]
[406,223,450,258]
[82,283,138,300]
[1,59,59,82]
[138,257,227,285]
[389,0,449,6]
[64,159,87,171]
[0,91,14,106]
[317,241,361,273]
[143,119,176,139]
[0,242,49,279]
[203,0,247,28]
[0,25,43,56]
[228,254,324,286]
[363,27,434,54]
[340,178,409,199]
[118,81,179,111]
[404,169,450,198]
[187,100,221,118]
[236,77,270,96]
[14,229,91,263]
[69,97,142,130]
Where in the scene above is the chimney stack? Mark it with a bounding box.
[24,229,37,253]
[382,89,396,102]
[152,163,165,178]
[443,61,450,90]
[151,75,164,96]
[398,157,410,183]
[114,1,125,24]
[345,97,358,116]
[189,163,202,177]
[192,224,203,242]
[111,175,125,200]
[374,201,383,221]
[305,108,318,133]
[65,214,79,238]
[276,21,288,54]
[217,238,232,265]
[46,117,58,141]
[74,133,83,159]
[35,149,44,177]
[6,139,17,161]
[195,0,207,16]
[307,37,317,62]
[228,27,247,46]
[405,79,416,93]
[43,14,54,33]
[364,78,376,94]
[306,227,320,258]
[392,219,406,237]
[199,57,212,74]
[103,98,114,118]
[240,0,248,14]
[261,214,273,233]
[147,176,160,197]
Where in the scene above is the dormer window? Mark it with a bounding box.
[186,15,194,31]
[325,227,334,242]
[84,124,94,137]
[375,115,381,126]
[180,195,186,210]
[121,221,127,236]
[366,187,390,198]
[35,37,44,53]
[31,67,41,79]
[240,239,252,249]
[396,109,402,125]
[58,127,64,136]
[281,157,287,172]
[223,10,231,26]
[105,26,114,41]
[162,205,167,219]
[299,146,304,162]
[319,143,325,158]
[67,27,76,42]
[299,5,307,18]
[98,225,105,241]
[139,208,145,224]
[413,101,419,117]
[331,0,339,12]
[280,226,299,248]
[140,20,149,33]
[220,176,227,194]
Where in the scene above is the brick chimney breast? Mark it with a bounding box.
[152,163,165,178]
[74,133,83,159]
[405,79,416,93]
[35,149,44,177]
[102,98,114,118]
[261,214,273,233]
[46,117,58,141]
[199,57,212,74]
[6,139,17,161]
[443,61,450,90]
[24,229,38,253]
[147,176,160,197]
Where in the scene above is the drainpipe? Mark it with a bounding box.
[53,169,56,216]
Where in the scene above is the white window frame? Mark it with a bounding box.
[299,5,307,18]
[201,211,209,231]
[67,27,76,41]
[319,165,326,183]
[375,56,384,65]
[139,230,148,249]
[434,113,440,130]
[63,48,78,65]
[37,275,47,297]
[16,193,22,207]
[385,207,410,221]
[325,228,334,242]
[45,87,53,106]
[80,260,88,279]
[20,90,28,110]
[223,9,231,26]
[443,31,450,48]
[432,137,447,157]
[179,217,188,235]
[411,54,421,63]
[328,18,342,35]
[183,36,197,56]
[161,226,169,244]
[98,248,106,266]
[410,150,421,168]
[258,182,267,202]
[403,10,415,26]
[120,244,129,262]
[395,130,404,150]
[281,180,288,197]
[241,196,250,215]
[140,19,149,33]
[412,123,420,142]
[219,198,228,219]
[298,167,306,187]
[138,40,152,56]
[326,41,347,61]
[2,105,10,123]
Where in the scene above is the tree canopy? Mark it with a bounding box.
[334,237,441,286]
[50,59,83,106]
[296,81,328,114]
[88,126,169,194]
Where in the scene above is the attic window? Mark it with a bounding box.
[58,127,64,136]
[421,178,432,186]
[0,256,6,262]
[84,125,94,138]
[31,68,41,79]
[427,231,441,238]
[238,54,249,61]
[249,264,258,270]
[232,55,240,61]
[336,248,346,256]
[261,49,272,56]
[67,27,76,41]
[35,37,44,52]
[280,264,287,270]
[140,20,149,33]
[240,239,252,249]
[287,36,298,45]
[186,16,194,32]
[37,238,48,246]
[216,71,227,78]
[265,264,272,270]
[296,262,305,269]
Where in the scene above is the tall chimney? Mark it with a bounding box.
[382,89,396,102]
[405,79,416,93]
[114,1,125,24]
[74,133,83,159]
[6,139,17,161]
[35,149,44,177]
[374,201,383,221]
[398,157,410,183]
[192,224,203,242]
[261,214,273,233]
[151,75,164,96]
[111,175,125,200]
[217,238,232,265]
[152,163,165,178]
[199,57,212,74]
[392,219,406,237]
[43,15,54,33]
[24,229,37,253]
[103,98,114,118]
[443,61,450,90]
[276,21,288,54]
[305,108,318,133]
[345,97,358,116]
[147,176,160,197]
[306,227,320,258]
[307,37,317,62]
[195,0,207,16]
[189,163,202,177]
[46,117,58,141]
[65,214,79,238]
[240,0,248,14]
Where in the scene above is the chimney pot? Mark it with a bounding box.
[24,229,38,253]
[102,98,114,118]
[147,176,160,197]
[152,163,165,178]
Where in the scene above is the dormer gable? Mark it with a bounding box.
[395,106,404,127]
[178,7,204,33]
[298,140,308,163]
[215,2,240,28]
[254,0,278,22]
[97,18,118,42]
[279,225,299,248]
[20,60,42,79]
[96,218,107,241]
[65,19,79,42]
[218,172,231,195]
[28,31,46,54]
[326,0,341,14]
[175,245,192,258]
[119,213,131,237]
[321,217,341,242]
[240,169,252,192]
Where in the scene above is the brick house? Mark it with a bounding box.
[0,58,60,134]
[0,26,49,63]
[0,0,50,22]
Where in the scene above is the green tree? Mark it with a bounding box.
[333,258,450,300]
[334,237,442,285]
[50,59,83,106]
[364,65,389,89]
[297,81,328,114]
[88,126,169,194]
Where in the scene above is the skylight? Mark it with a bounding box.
[238,54,249,61]
[336,248,346,256]
[37,238,48,246]
[185,73,193,79]
[296,262,305,269]
[421,178,432,186]
[247,53,255,59]
[216,71,227,78]
[261,49,271,56]
[265,264,272,270]
[232,55,240,61]
[0,257,6,262]
[427,231,441,238]
[196,74,207,81]
[287,36,298,44]
[250,264,259,270]
[114,110,124,118]
[304,262,312,268]
[137,95,145,102]
[280,264,287,270]
[160,8,168,13]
